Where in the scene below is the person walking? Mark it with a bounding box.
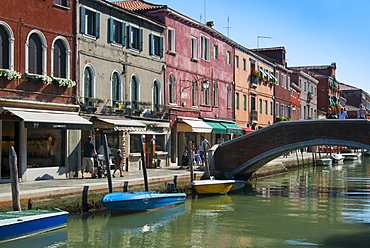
[357,104,367,119]
[82,136,96,179]
[112,149,124,177]
[199,135,211,166]
[326,108,338,119]
[338,107,348,119]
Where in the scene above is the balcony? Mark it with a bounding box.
[77,97,104,113]
[103,100,168,119]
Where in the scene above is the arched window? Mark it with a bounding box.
[153,80,160,111]
[28,33,43,75]
[169,73,176,104]
[192,79,198,107]
[111,71,121,106]
[131,75,139,109]
[53,39,67,78]
[213,82,219,107]
[84,66,94,105]
[0,25,10,69]
[201,80,210,105]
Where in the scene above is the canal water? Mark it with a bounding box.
[5,157,370,247]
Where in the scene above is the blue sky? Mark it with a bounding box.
[111,0,370,93]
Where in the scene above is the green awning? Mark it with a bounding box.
[204,121,227,133]
[220,122,243,134]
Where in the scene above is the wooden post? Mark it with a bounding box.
[139,135,149,191]
[295,150,300,167]
[189,141,194,182]
[204,142,210,179]
[103,135,113,193]
[9,146,21,211]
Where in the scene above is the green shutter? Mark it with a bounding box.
[109,18,114,43]
[95,12,100,38]
[159,37,163,58]
[121,23,126,46]
[127,25,132,48]
[149,34,154,55]
[138,29,143,51]
[80,7,86,34]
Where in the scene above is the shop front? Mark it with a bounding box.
[0,107,92,182]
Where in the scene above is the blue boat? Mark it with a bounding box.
[102,191,187,213]
[0,208,69,243]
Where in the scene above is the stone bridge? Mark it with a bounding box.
[213,119,370,180]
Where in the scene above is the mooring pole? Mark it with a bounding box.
[139,135,149,191]
[204,142,210,179]
[189,141,194,182]
[9,146,21,211]
[103,134,113,193]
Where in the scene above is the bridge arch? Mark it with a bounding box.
[213,119,370,180]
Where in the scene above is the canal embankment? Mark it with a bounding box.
[0,152,315,213]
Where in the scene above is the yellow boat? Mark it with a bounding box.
[191,179,246,195]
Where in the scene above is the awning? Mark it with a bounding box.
[220,122,243,134]
[242,128,255,134]
[0,107,92,130]
[177,117,212,133]
[204,121,227,133]
[140,120,170,128]
[98,118,146,131]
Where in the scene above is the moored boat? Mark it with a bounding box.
[0,208,69,243]
[342,153,361,160]
[191,179,246,195]
[102,191,187,214]
[331,154,344,163]
[315,157,333,166]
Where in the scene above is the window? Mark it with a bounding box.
[54,0,68,8]
[235,93,239,110]
[201,80,210,105]
[243,95,246,111]
[213,45,218,60]
[192,80,198,106]
[200,35,210,61]
[270,102,273,115]
[131,75,139,108]
[150,34,163,57]
[80,7,100,38]
[227,51,231,65]
[169,73,176,104]
[167,28,175,53]
[111,71,121,106]
[191,37,198,61]
[288,76,290,90]
[52,39,68,79]
[282,74,286,88]
[281,104,286,118]
[275,102,279,117]
[304,81,307,92]
[213,82,219,107]
[251,96,256,111]
[227,85,232,108]
[0,24,10,69]
[153,80,160,110]
[275,71,279,86]
[235,55,239,68]
[265,100,268,115]
[83,66,95,104]
[28,33,43,75]
[128,25,143,51]
[259,99,262,114]
[109,18,125,45]
[243,58,246,71]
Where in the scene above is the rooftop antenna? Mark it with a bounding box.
[224,15,233,37]
[257,36,271,48]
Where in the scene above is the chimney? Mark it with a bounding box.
[206,21,214,28]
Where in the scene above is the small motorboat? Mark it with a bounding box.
[315,156,333,166]
[191,179,246,195]
[102,191,187,214]
[342,153,362,161]
[331,154,344,163]
[0,208,68,243]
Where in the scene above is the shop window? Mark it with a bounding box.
[130,135,141,153]
[155,135,165,151]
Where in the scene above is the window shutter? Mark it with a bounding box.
[149,34,154,55]
[121,23,126,46]
[127,25,132,48]
[80,7,86,34]
[109,18,114,43]
[159,37,164,58]
[95,12,100,38]
[138,29,143,51]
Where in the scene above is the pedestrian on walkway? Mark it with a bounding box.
[357,104,367,119]
[82,136,96,179]
[112,149,124,177]
[199,135,211,165]
[338,107,348,119]
[326,108,338,119]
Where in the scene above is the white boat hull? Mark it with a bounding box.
[342,153,361,160]
[315,158,332,166]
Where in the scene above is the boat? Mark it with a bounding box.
[342,153,362,160]
[0,208,69,243]
[315,157,333,166]
[331,154,345,163]
[102,191,187,214]
[191,179,246,195]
